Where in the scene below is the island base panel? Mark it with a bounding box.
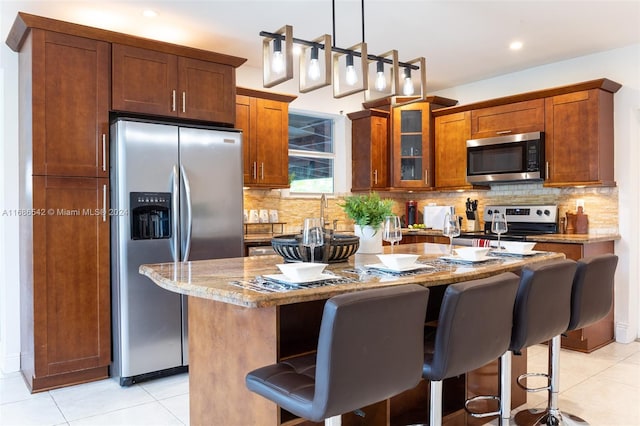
[188,296,279,426]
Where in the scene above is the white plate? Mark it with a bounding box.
[263,273,336,285]
[440,255,493,263]
[495,249,543,256]
[365,263,433,273]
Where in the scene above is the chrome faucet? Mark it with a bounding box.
[320,194,328,229]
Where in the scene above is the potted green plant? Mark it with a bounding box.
[339,192,394,253]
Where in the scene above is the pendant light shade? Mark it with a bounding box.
[332,42,367,98]
[299,34,332,93]
[393,57,427,106]
[365,49,399,101]
[262,25,293,88]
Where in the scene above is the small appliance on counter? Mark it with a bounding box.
[423,205,455,230]
[406,200,417,226]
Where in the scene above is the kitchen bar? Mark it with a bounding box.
[140,243,564,425]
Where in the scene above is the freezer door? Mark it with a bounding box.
[179,127,244,261]
[111,119,184,379]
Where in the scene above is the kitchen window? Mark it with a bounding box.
[288,111,345,194]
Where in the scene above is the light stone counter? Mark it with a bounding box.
[140,243,565,308]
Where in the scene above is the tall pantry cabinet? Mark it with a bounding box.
[7,12,246,392]
[12,27,111,392]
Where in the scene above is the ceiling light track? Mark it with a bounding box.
[260,0,426,103]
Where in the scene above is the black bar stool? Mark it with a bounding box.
[421,272,520,426]
[495,259,577,425]
[513,254,618,426]
[245,284,429,425]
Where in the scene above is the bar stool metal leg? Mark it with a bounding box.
[500,351,512,425]
[430,380,443,426]
[324,415,341,426]
[514,336,588,426]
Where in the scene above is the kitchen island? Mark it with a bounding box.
[140,243,564,426]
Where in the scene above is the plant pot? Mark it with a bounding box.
[354,224,383,254]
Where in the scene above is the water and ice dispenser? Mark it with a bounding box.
[130,192,171,240]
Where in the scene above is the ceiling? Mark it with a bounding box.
[3,1,640,92]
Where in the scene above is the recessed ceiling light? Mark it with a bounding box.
[143,9,157,18]
[510,41,523,50]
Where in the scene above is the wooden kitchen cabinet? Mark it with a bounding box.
[533,240,615,352]
[434,111,477,190]
[112,43,236,125]
[27,176,111,391]
[347,109,390,191]
[470,99,545,139]
[31,31,110,178]
[544,87,618,187]
[236,88,296,188]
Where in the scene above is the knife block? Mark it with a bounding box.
[466,219,481,232]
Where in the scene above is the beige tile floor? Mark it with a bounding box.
[1,341,639,425]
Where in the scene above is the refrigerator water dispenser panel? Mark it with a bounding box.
[130,192,171,240]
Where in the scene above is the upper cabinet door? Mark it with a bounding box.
[178,57,235,124]
[31,30,110,177]
[112,44,235,126]
[435,111,473,190]
[112,44,177,116]
[391,103,434,189]
[470,99,544,139]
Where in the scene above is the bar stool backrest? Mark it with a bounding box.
[568,254,618,331]
[510,260,577,353]
[313,284,429,419]
[425,272,520,381]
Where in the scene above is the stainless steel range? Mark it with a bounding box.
[459,204,558,242]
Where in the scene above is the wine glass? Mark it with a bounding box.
[491,212,508,250]
[383,215,402,252]
[442,213,461,255]
[302,218,324,263]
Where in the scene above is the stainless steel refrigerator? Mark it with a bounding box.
[110,118,243,385]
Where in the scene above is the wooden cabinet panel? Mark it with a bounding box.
[544,89,615,187]
[32,30,110,178]
[30,176,110,389]
[435,111,474,190]
[178,57,235,124]
[112,44,177,116]
[112,44,235,125]
[392,102,434,189]
[348,109,389,191]
[236,90,294,188]
[470,99,544,139]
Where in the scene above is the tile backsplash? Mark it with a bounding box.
[243,183,618,235]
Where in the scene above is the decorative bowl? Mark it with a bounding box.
[454,247,491,261]
[276,263,327,281]
[376,254,420,270]
[271,233,360,263]
[501,241,536,254]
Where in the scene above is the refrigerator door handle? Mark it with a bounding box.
[180,164,193,261]
[171,164,180,262]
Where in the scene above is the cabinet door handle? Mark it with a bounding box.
[496,130,512,135]
[545,161,550,180]
[102,134,106,172]
[171,90,176,112]
[424,169,429,185]
[373,169,378,185]
[252,161,257,180]
[102,184,107,222]
[260,163,264,180]
[182,92,186,113]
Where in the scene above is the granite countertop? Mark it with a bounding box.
[525,233,621,243]
[140,243,564,308]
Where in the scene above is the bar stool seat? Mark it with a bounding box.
[246,284,429,425]
[422,272,520,426]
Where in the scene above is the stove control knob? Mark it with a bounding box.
[544,209,551,216]
[536,209,543,216]
[487,209,493,216]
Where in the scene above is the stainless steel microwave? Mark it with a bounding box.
[466,131,545,183]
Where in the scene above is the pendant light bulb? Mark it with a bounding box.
[374,60,386,91]
[345,53,358,86]
[402,67,414,96]
[271,38,284,73]
[308,46,321,81]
